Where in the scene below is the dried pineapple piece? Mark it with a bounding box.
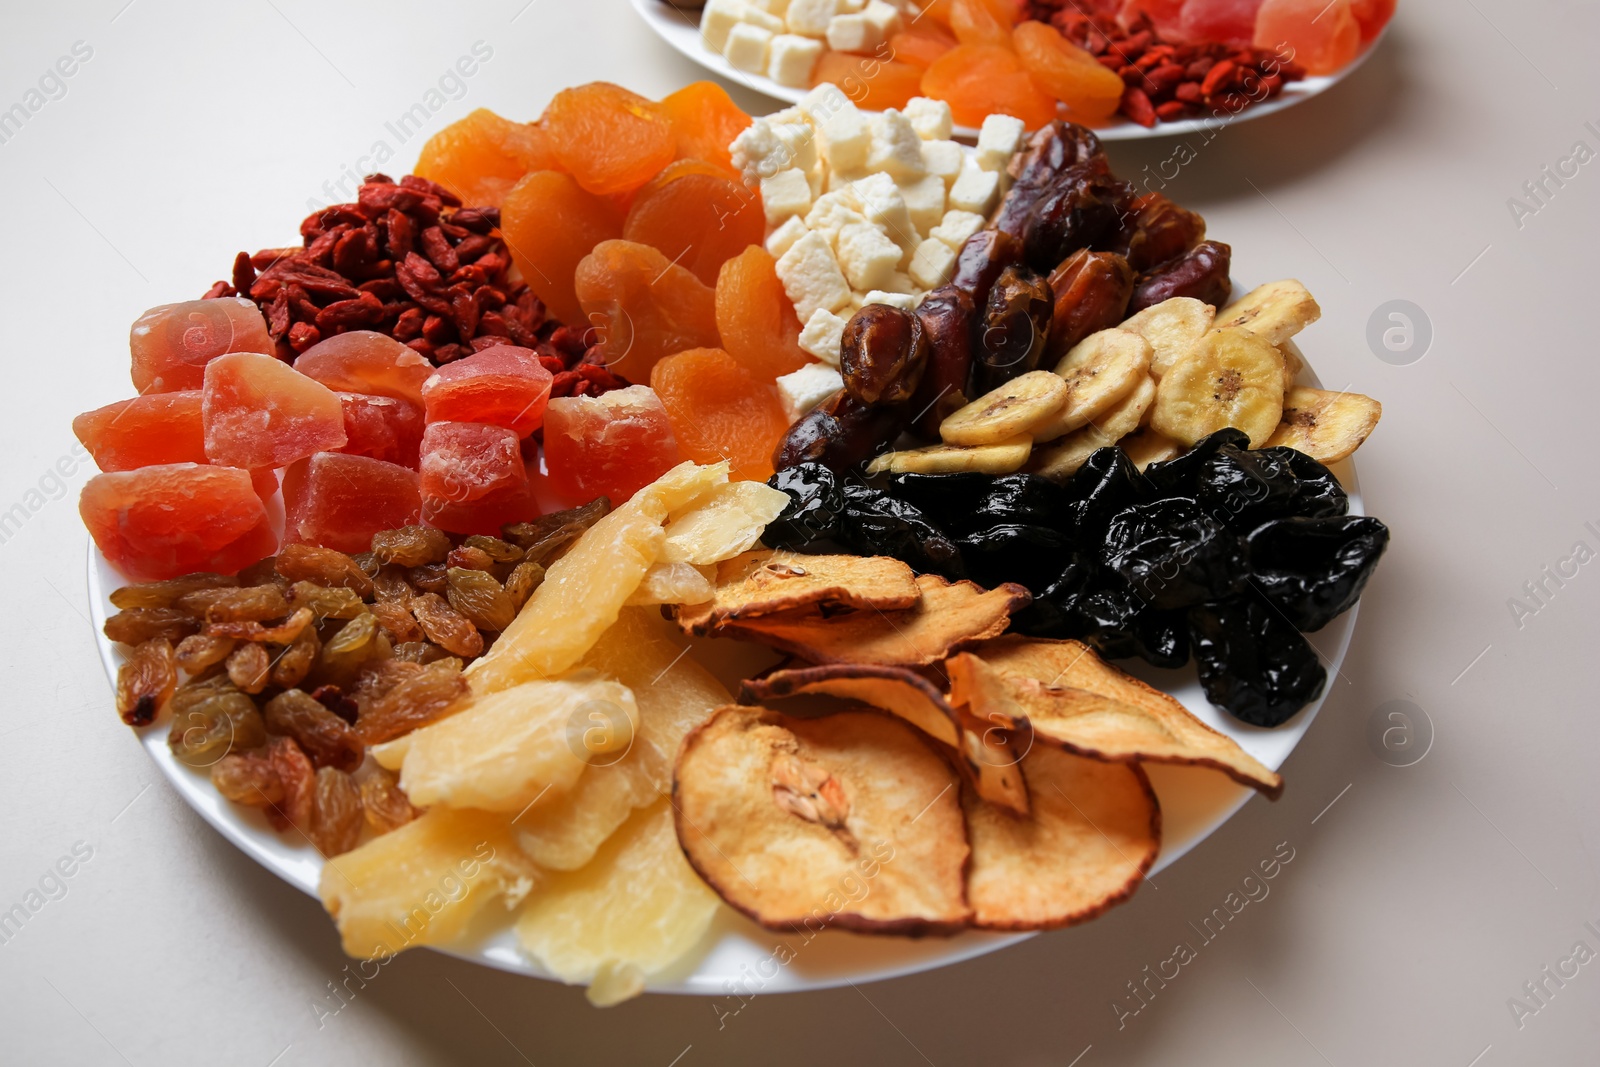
[516,800,721,1006]
[624,561,715,607]
[659,481,791,566]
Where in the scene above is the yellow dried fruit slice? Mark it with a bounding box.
[318,806,539,959]
[1119,296,1214,379]
[624,561,715,606]
[865,435,1034,475]
[1040,328,1152,437]
[1027,375,1155,481]
[963,745,1159,931]
[1150,327,1284,447]
[659,480,792,566]
[674,706,971,934]
[939,370,1070,446]
[1264,387,1382,464]
[1117,427,1184,471]
[1213,279,1321,347]
[676,549,921,636]
[516,800,721,1007]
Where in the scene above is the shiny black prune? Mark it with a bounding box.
[1189,596,1326,727]
[1063,586,1146,660]
[1058,446,1151,534]
[1133,610,1190,670]
[885,472,1067,538]
[1143,428,1251,497]
[1194,446,1300,530]
[956,523,1072,591]
[1260,447,1348,520]
[886,472,994,529]
[837,484,966,580]
[764,463,847,547]
[1102,498,1242,611]
[1245,516,1389,632]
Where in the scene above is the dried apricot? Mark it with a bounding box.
[922,44,1058,129]
[500,170,623,327]
[660,81,752,174]
[715,246,810,381]
[650,348,790,482]
[949,0,1015,47]
[575,240,720,383]
[623,170,764,287]
[414,109,560,207]
[540,82,677,197]
[812,53,925,112]
[1013,22,1124,122]
[888,25,958,69]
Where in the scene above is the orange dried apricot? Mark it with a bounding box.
[949,0,1015,47]
[575,240,720,383]
[540,82,677,197]
[414,109,559,207]
[889,25,958,69]
[922,44,1058,129]
[715,247,810,381]
[1012,22,1124,122]
[650,348,789,482]
[499,171,623,327]
[812,53,925,112]
[623,170,765,287]
[660,81,753,174]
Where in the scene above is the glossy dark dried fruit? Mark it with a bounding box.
[410,592,484,657]
[275,543,374,597]
[952,229,1025,312]
[116,638,177,726]
[1021,167,1130,273]
[355,659,469,744]
[103,607,199,646]
[840,304,928,406]
[1189,595,1326,727]
[974,265,1053,394]
[996,122,1111,240]
[168,682,266,767]
[1116,192,1206,273]
[371,524,452,567]
[178,584,291,623]
[910,284,977,439]
[1245,516,1388,632]
[1128,240,1232,313]
[109,572,237,610]
[1102,498,1241,610]
[358,765,418,834]
[310,767,365,856]
[445,567,516,631]
[772,391,906,475]
[764,462,848,546]
[264,689,364,771]
[1044,248,1134,363]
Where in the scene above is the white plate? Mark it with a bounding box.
[88,328,1363,996]
[632,0,1382,141]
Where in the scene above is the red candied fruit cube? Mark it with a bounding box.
[73,391,207,470]
[419,421,526,508]
[202,352,348,469]
[282,453,422,553]
[81,463,277,581]
[337,393,424,467]
[422,455,542,534]
[542,385,683,505]
[293,331,434,406]
[420,346,555,437]
[130,298,274,394]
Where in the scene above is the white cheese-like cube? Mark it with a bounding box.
[909,237,958,289]
[836,222,904,291]
[786,0,842,36]
[825,13,879,53]
[750,0,791,16]
[776,363,846,422]
[769,121,819,177]
[741,6,786,32]
[898,173,946,236]
[799,308,849,365]
[797,82,852,126]
[821,105,872,175]
[948,159,1001,215]
[767,34,824,88]
[761,168,814,226]
[930,208,985,250]
[852,172,916,249]
[765,215,810,260]
[863,1,902,36]
[768,105,807,126]
[865,109,927,181]
[921,139,964,187]
[730,119,780,185]
[724,23,774,73]
[701,0,749,53]
[975,113,1025,173]
[804,191,867,249]
[839,0,866,10]
[777,231,853,324]
[902,97,953,141]
[861,290,917,311]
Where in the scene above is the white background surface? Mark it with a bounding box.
[1,0,1596,1064]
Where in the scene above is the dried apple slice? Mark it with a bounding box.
[963,745,1160,931]
[740,662,962,748]
[516,800,721,1007]
[676,550,921,636]
[674,706,971,935]
[967,638,1282,798]
[712,574,1030,667]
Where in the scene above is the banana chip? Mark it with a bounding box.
[1150,327,1284,447]
[1027,375,1155,481]
[1214,279,1321,347]
[1117,427,1184,471]
[1119,296,1214,379]
[866,435,1033,476]
[1040,328,1152,438]
[940,370,1070,446]
[1265,387,1382,464]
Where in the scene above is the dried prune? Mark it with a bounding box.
[840,304,928,406]
[1189,595,1326,727]
[910,285,977,439]
[264,689,364,771]
[837,483,965,580]
[763,462,848,547]
[1044,249,1134,363]
[1102,498,1242,611]
[1058,446,1150,533]
[445,567,516,631]
[1132,609,1190,670]
[275,543,374,597]
[310,767,364,856]
[103,608,199,646]
[1143,428,1251,497]
[1245,516,1389,632]
[956,522,1071,591]
[772,391,905,475]
[1260,447,1349,521]
[1128,240,1232,313]
[974,265,1053,395]
[168,682,265,767]
[371,524,451,567]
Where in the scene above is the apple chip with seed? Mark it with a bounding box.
[968,639,1283,798]
[676,550,921,636]
[710,574,1031,667]
[673,705,971,935]
[963,745,1160,931]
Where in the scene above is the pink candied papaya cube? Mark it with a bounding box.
[1254,0,1361,73]
[542,385,683,506]
[337,392,425,467]
[1181,0,1265,46]
[419,421,527,507]
[130,298,274,394]
[202,352,347,469]
[80,463,277,581]
[421,346,554,437]
[282,453,422,553]
[293,331,434,405]
[1348,0,1393,41]
[73,391,207,470]
[422,455,542,534]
